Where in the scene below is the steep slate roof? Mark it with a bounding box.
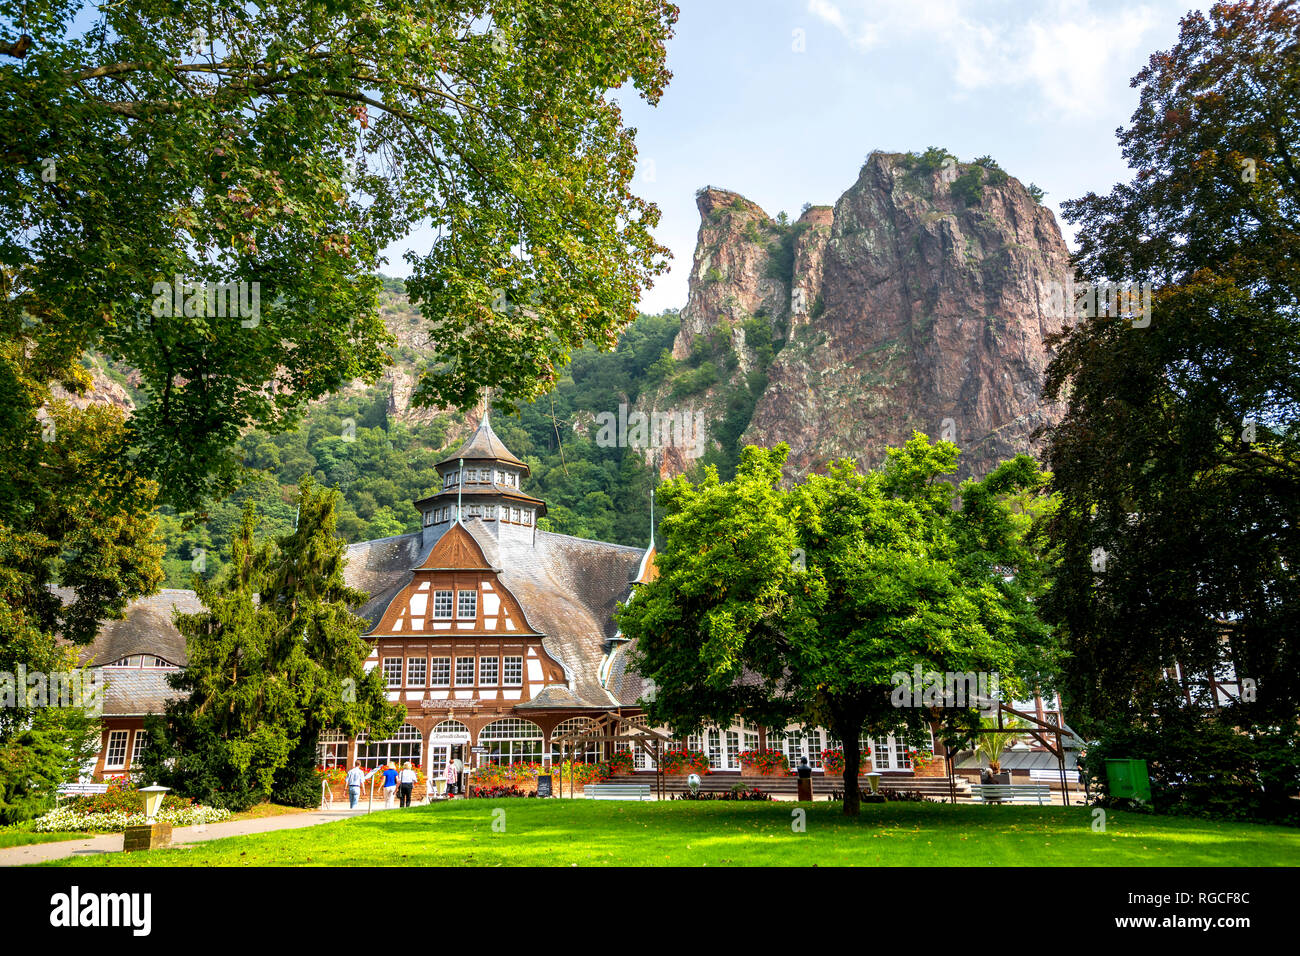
[435,413,528,472]
[343,532,427,627]
[101,669,185,716]
[66,588,199,668]
[489,524,645,707]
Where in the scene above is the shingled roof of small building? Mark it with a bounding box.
[101,669,186,716]
[435,412,529,472]
[60,588,198,669]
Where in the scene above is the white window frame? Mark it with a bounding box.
[457,590,477,620]
[406,657,427,688]
[433,590,453,619]
[382,657,403,688]
[502,655,523,687]
[430,657,451,688]
[455,656,475,686]
[130,729,150,767]
[479,656,499,686]
[104,730,129,770]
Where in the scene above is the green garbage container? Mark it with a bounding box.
[1105,758,1151,802]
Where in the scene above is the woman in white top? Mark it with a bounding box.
[398,761,418,807]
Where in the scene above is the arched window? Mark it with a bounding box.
[478,718,544,766]
[317,730,349,768]
[549,717,599,764]
[356,724,422,769]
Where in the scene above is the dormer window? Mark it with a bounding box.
[433,590,453,619]
[457,589,477,619]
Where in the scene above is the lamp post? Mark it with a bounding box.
[123,784,172,852]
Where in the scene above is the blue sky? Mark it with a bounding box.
[388,0,1209,314]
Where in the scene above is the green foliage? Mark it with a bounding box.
[898,146,954,175]
[1086,686,1300,824]
[0,698,100,825]
[1026,183,1046,203]
[973,156,1008,187]
[669,361,720,400]
[1046,1,1300,734]
[764,221,809,286]
[139,482,404,809]
[149,309,680,574]
[3,0,677,516]
[950,168,985,206]
[619,436,1057,814]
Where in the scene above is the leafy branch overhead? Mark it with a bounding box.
[2,0,677,510]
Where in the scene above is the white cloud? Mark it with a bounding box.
[807,0,1169,120]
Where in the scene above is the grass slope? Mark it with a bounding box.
[44,801,1300,867]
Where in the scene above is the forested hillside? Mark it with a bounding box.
[151,286,681,587]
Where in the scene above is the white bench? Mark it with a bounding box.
[1028,769,1076,784]
[584,783,652,801]
[57,782,110,802]
[973,784,1051,805]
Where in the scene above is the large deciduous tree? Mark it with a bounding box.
[1044,0,1299,733]
[618,438,1056,815]
[3,0,676,508]
[1,0,674,793]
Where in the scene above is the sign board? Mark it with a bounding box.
[536,775,553,798]
[428,733,470,743]
[470,746,489,754]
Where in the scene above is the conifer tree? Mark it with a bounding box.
[142,480,401,808]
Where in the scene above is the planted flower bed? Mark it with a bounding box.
[673,786,772,801]
[738,748,788,775]
[820,748,873,775]
[468,785,539,799]
[658,749,710,775]
[33,782,230,833]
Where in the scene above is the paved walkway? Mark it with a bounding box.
[0,807,374,867]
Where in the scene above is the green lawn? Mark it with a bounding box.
[0,831,93,849]
[42,800,1300,867]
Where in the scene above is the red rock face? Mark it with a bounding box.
[646,152,1070,482]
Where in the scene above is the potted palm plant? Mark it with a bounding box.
[976,715,1025,786]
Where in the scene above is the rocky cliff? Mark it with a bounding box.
[637,150,1069,481]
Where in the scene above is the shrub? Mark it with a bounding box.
[973,155,1008,187]
[898,146,954,175]
[1084,690,1300,825]
[468,785,536,799]
[673,787,771,801]
[950,168,984,206]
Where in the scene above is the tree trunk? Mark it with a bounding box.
[843,735,861,816]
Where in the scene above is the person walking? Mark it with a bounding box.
[398,761,417,807]
[453,754,465,795]
[444,757,459,799]
[345,761,376,810]
[380,762,399,808]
